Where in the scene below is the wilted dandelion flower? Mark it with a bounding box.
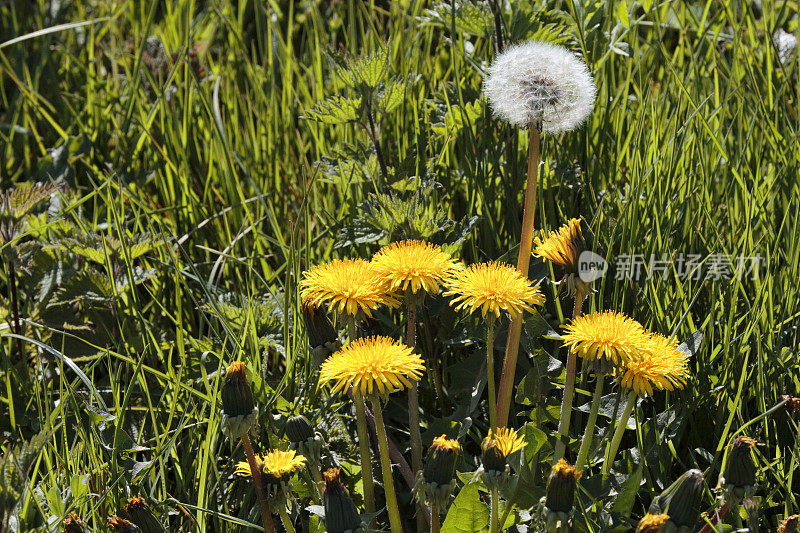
[779,515,799,533]
[650,469,704,529]
[236,449,307,485]
[542,459,581,528]
[323,468,364,533]
[636,513,670,533]
[63,512,88,533]
[300,259,399,317]
[319,336,424,396]
[561,311,651,368]
[484,41,596,133]
[371,240,460,294]
[107,516,139,532]
[219,361,259,439]
[123,495,165,533]
[418,436,461,509]
[618,335,689,396]
[444,262,544,319]
[720,436,757,501]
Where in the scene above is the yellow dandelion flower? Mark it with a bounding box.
[371,240,461,294]
[444,262,544,319]
[482,427,526,458]
[551,458,582,481]
[300,259,399,317]
[431,435,462,452]
[561,310,651,366]
[533,218,584,271]
[618,335,689,396]
[636,513,670,532]
[235,449,307,481]
[319,336,425,396]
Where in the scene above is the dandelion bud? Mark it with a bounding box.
[286,414,324,465]
[63,512,88,533]
[650,468,704,529]
[417,436,460,508]
[323,468,364,533]
[720,436,757,501]
[122,495,165,533]
[108,515,140,532]
[543,459,580,519]
[480,428,525,495]
[302,298,341,364]
[220,361,259,439]
[783,395,800,414]
[635,513,669,533]
[779,515,799,533]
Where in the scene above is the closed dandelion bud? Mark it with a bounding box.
[220,361,259,439]
[720,436,757,501]
[286,414,324,465]
[650,469,704,530]
[63,512,88,533]
[108,515,140,532]
[417,436,460,508]
[481,439,507,474]
[544,459,580,515]
[323,468,365,533]
[636,513,670,532]
[779,515,799,533]
[302,298,341,364]
[122,495,165,533]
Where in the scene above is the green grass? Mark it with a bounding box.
[1,0,799,531]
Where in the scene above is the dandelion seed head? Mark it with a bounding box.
[484,41,596,133]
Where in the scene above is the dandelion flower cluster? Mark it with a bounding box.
[482,427,526,459]
[561,311,650,367]
[319,336,425,396]
[236,449,307,483]
[484,41,596,133]
[371,240,461,294]
[533,218,584,271]
[300,258,399,317]
[444,262,544,319]
[617,334,689,396]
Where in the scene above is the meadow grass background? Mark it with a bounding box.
[1,0,799,531]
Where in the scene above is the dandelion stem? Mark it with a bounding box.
[554,291,586,462]
[699,500,731,533]
[490,487,500,533]
[6,261,24,362]
[370,396,404,533]
[277,505,296,533]
[405,296,426,532]
[241,435,276,533]
[431,503,441,533]
[602,391,637,479]
[310,466,324,503]
[497,125,541,427]
[347,315,376,516]
[575,375,604,472]
[486,317,497,433]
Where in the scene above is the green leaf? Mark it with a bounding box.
[617,0,629,28]
[376,79,405,115]
[441,483,489,533]
[345,47,390,89]
[304,95,362,124]
[611,462,643,516]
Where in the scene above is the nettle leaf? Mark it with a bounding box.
[305,95,362,124]
[421,0,492,37]
[376,78,406,115]
[441,483,490,533]
[343,47,390,89]
[1,182,60,219]
[431,100,484,141]
[51,269,115,305]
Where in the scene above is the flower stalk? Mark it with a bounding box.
[553,291,586,462]
[575,374,604,471]
[602,391,637,479]
[241,435,276,533]
[405,295,426,532]
[487,316,498,433]
[497,124,541,427]
[370,395,404,533]
[348,316,376,516]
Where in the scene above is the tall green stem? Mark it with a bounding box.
[497,125,541,427]
[490,487,500,533]
[348,315,375,515]
[277,505,296,533]
[486,317,497,433]
[405,296,425,532]
[241,435,276,533]
[370,396,403,533]
[554,292,586,462]
[575,375,604,471]
[602,391,637,479]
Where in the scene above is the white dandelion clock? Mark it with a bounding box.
[484,41,596,134]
